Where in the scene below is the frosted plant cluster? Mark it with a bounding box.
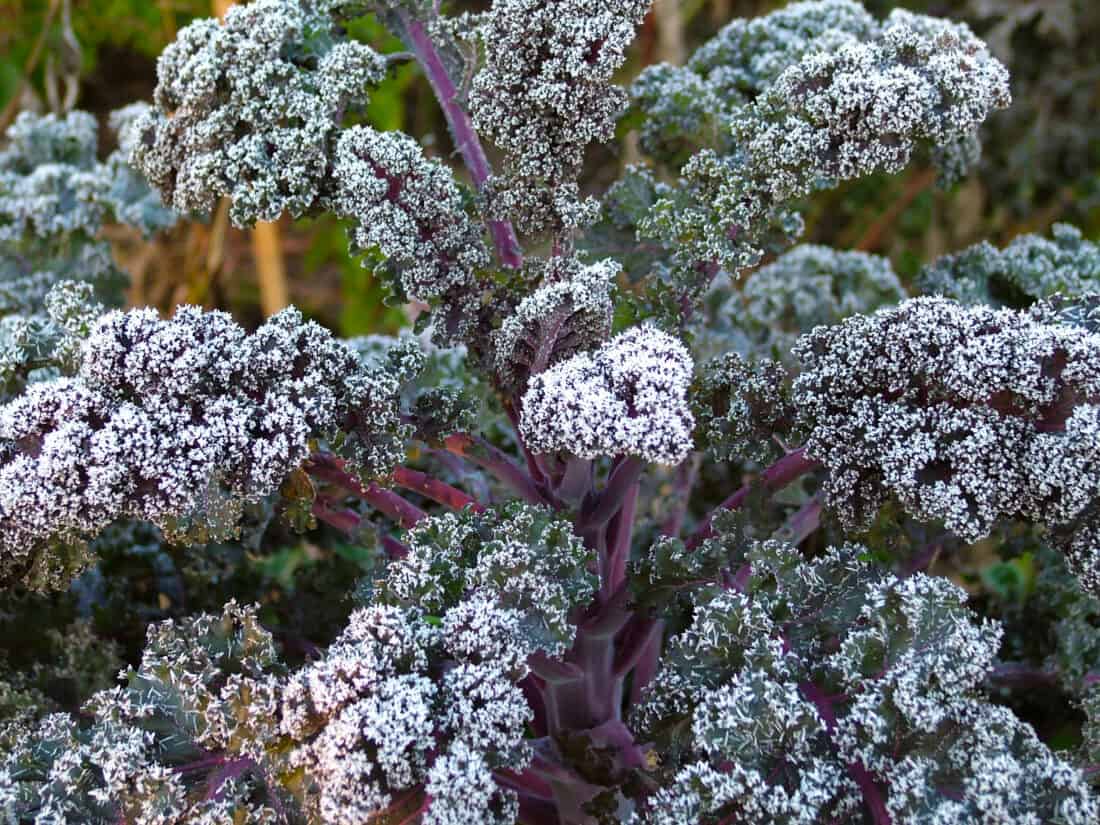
[470,0,653,234]
[794,296,1100,589]
[716,244,907,367]
[0,281,96,407]
[130,0,387,225]
[0,108,177,414]
[288,504,594,824]
[330,125,490,330]
[0,304,412,590]
[493,256,617,391]
[4,0,1099,822]
[381,503,596,654]
[921,222,1100,306]
[631,540,1098,824]
[0,601,288,824]
[638,3,1010,279]
[0,111,112,243]
[520,325,695,464]
[631,0,876,161]
[720,7,1010,231]
[2,506,593,824]
[101,103,183,235]
[0,109,173,318]
[0,618,121,724]
[694,353,792,465]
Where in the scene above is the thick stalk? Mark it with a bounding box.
[660,453,700,537]
[603,479,638,599]
[381,535,410,560]
[307,454,426,528]
[311,498,361,533]
[400,15,523,268]
[774,493,824,546]
[580,456,645,530]
[987,663,1060,691]
[627,629,662,707]
[391,466,484,512]
[444,432,551,506]
[504,401,553,490]
[801,681,892,825]
[901,539,944,578]
[687,447,820,549]
[557,457,593,502]
[542,603,632,733]
[613,615,662,679]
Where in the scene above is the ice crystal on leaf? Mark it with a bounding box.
[635,2,1010,291]
[631,0,877,163]
[1,602,287,825]
[520,325,695,464]
[131,0,387,225]
[794,296,1100,591]
[2,517,582,825]
[493,256,617,392]
[470,0,653,234]
[0,108,176,422]
[921,223,1100,306]
[331,125,489,307]
[0,109,173,320]
[631,540,1097,824]
[715,244,907,367]
[382,503,595,657]
[695,353,793,465]
[0,305,412,590]
[279,505,591,821]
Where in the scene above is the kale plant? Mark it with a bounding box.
[2,0,1099,823]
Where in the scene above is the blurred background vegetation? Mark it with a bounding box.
[2,0,1097,335]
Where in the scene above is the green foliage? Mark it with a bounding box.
[1,0,1099,822]
[632,539,1097,823]
[920,223,1100,306]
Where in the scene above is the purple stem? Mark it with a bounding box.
[627,628,662,707]
[581,456,645,531]
[496,768,555,801]
[613,615,663,678]
[801,681,893,825]
[518,673,549,737]
[687,447,820,550]
[175,754,228,774]
[204,757,255,802]
[557,457,594,502]
[312,498,361,533]
[987,662,1060,691]
[728,563,752,592]
[514,795,561,825]
[660,454,700,537]
[401,15,523,269]
[603,477,638,598]
[528,651,585,684]
[389,791,432,825]
[382,535,410,560]
[543,602,632,733]
[504,402,554,490]
[392,465,485,512]
[444,432,552,507]
[776,493,824,546]
[307,454,426,528]
[902,540,943,578]
[359,485,426,529]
